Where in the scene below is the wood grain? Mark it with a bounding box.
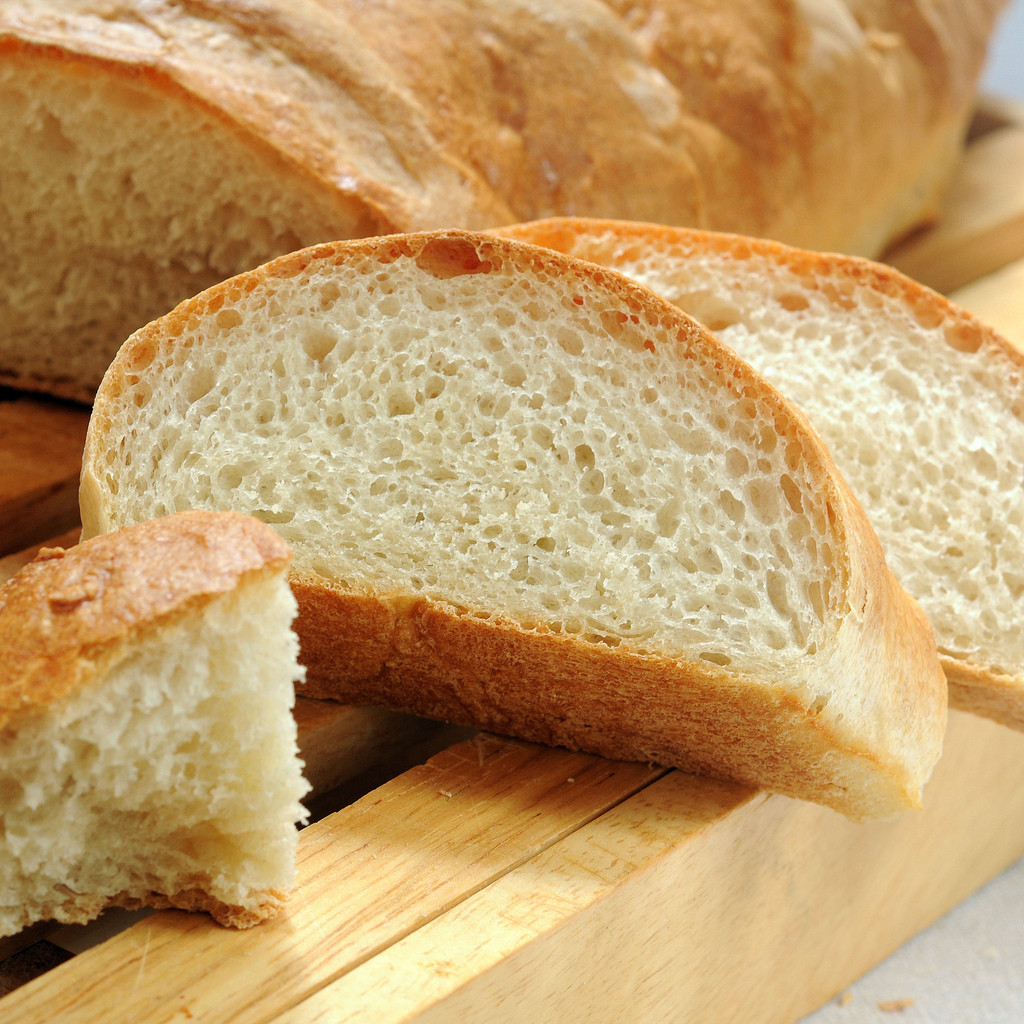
[885,107,1024,294]
[0,394,89,558]
[273,711,1024,1024]
[5,711,1023,1024]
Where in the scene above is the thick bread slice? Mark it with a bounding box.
[0,0,1006,401]
[497,218,1024,730]
[79,230,946,821]
[0,510,308,939]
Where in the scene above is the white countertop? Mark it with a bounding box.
[984,0,1024,99]
[801,4,1024,1020]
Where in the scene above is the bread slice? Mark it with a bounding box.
[496,218,1024,730]
[0,510,308,940]
[0,0,1005,402]
[79,229,946,821]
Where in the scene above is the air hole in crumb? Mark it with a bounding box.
[699,651,732,666]
[779,474,804,515]
[502,364,527,388]
[556,327,585,356]
[574,444,596,470]
[944,323,982,353]
[778,292,810,312]
[414,236,495,279]
[186,367,217,404]
[215,307,244,330]
[253,508,295,525]
[766,570,792,619]
[387,390,416,416]
[300,326,337,363]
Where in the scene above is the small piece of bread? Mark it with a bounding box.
[0,510,308,940]
[496,218,1024,730]
[79,229,946,821]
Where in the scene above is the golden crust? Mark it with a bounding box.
[0,509,291,729]
[45,884,289,931]
[498,217,1024,365]
[294,571,944,822]
[0,0,1005,251]
[111,886,289,929]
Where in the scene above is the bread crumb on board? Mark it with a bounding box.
[878,997,915,1012]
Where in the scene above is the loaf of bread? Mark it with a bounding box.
[78,229,946,821]
[498,217,1024,730]
[0,510,308,939]
[0,0,1006,402]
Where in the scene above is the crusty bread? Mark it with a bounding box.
[497,218,1024,730]
[0,510,308,939]
[79,229,946,821]
[0,0,1006,401]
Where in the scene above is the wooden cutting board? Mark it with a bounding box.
[1,98,1023,1023]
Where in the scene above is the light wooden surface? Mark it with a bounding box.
[282,711,1024,1024]
[0,740,668,1023]
[0,395,89,558]
[1,99,1023,1022]
[885,97,1024,295]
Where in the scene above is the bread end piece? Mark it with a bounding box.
[0,510,309,939]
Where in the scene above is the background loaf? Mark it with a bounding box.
[0,0,1008,401]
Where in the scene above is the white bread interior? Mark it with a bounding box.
[0,44,372,403]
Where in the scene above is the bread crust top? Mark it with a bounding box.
[0,510,291,728]
[0,0,1006,254]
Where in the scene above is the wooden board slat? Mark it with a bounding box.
[0,739,667,1023]
[884,106,1024,294]
[279,711,1024,1024]
[0,393,89,558]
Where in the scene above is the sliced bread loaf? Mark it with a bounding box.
[79,230,946,821]
[0,510,308,939]
[497,218,1024,730]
